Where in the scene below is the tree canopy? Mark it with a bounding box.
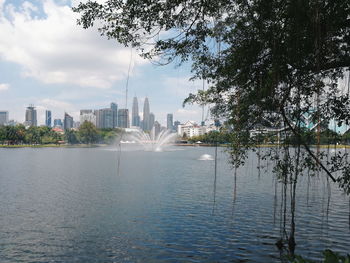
[73,0,350,190]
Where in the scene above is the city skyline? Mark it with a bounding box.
[5,95,192,131]
[0,96,192,128]
[0,0,204,127]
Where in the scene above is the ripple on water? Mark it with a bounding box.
[0,147,349,262]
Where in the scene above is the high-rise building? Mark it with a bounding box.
[118,109,130,128]
[54,119,63,127]
[95,110,102,128]
[154,121,161,137]
[149,113,155,130]
[167,113,173,131]
[111,102,118,128]
[103,108,113,128]
[80,109,96,126]
[25,105,37,127]
[95,108,113,129]
[174,120,181,132]
[0,111,9,125]
[143,97,150,131]
[64,112,73,130]
[132,97,140,127]
[45,110,52,127]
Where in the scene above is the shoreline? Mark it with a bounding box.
[2,143,350,149]
[0,144,103,148]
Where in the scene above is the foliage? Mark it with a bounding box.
[0,125,62,145]
[189,130,231,144]
[0,123,121,145]
[97,127,120,144]
[65,129,80,144]
[289,250,350,263]
[78,121,98,144]
[73,0,350,190]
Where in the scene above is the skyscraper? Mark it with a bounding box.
[132,97,140,127]
[143,97,150,131]
[154,121,161,137]
[111,102,118,128]
[149,113,155,130]
[103,108,114,128]
[167,113,173,131]
[174,120,181,133]
[45,110,52,127]
[54,119,63,127]
[0,111,9,125]
[25,105,37,127]
[64,112,73,130]
[118,109,130,128]
[95,108,114,129]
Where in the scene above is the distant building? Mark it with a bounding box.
[80,110,96,126]
[103,108,114,128]
[0,111,9,125]
[143,97,150,131]
[167,113,173,131]
[54,119,63,127]
[174,120,180,131]
[111,102,118,128]
[178,121,206,138]
[45,110,52,127]
[80,109,93,115]
[64,113,74,130]
[94,110,102,128]
[154,121,161,137]
[7,120,17,126]
[132,97,140,127]
[149,113,155,130]
[95,108,113,129]
[73,121,80,129]
[118,109,130,128]
[25,105,37,127]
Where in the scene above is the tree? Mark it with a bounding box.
[73,0,349,184]
[0,126,5,144]
[65,129,80,144]
[73,1,350,258]
[78,121,98,144]
[25,126,41,144]
[74,1,350,256]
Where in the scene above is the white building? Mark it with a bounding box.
[177,121,206,138]
[80,112,96,126]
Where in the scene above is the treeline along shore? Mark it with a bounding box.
[2,121,350,148]
[0,121,120,146]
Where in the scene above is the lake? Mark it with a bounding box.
[0,146,349,262]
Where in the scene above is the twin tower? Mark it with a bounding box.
[132,97,154,131]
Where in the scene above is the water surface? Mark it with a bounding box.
[0,147,349,262]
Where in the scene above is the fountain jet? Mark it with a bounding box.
[126,128,177,151]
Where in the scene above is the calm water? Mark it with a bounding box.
[0,146,349,262]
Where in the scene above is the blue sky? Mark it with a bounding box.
[0,0,205,126]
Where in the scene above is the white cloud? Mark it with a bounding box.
[0,83,9,91]
[163,76,204,98]
[0,0,145,89]
[176,108,202,123]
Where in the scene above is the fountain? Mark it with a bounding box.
[122,128,178,152]
[198,154,214,161]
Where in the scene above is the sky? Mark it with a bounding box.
[0,0,205,126]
